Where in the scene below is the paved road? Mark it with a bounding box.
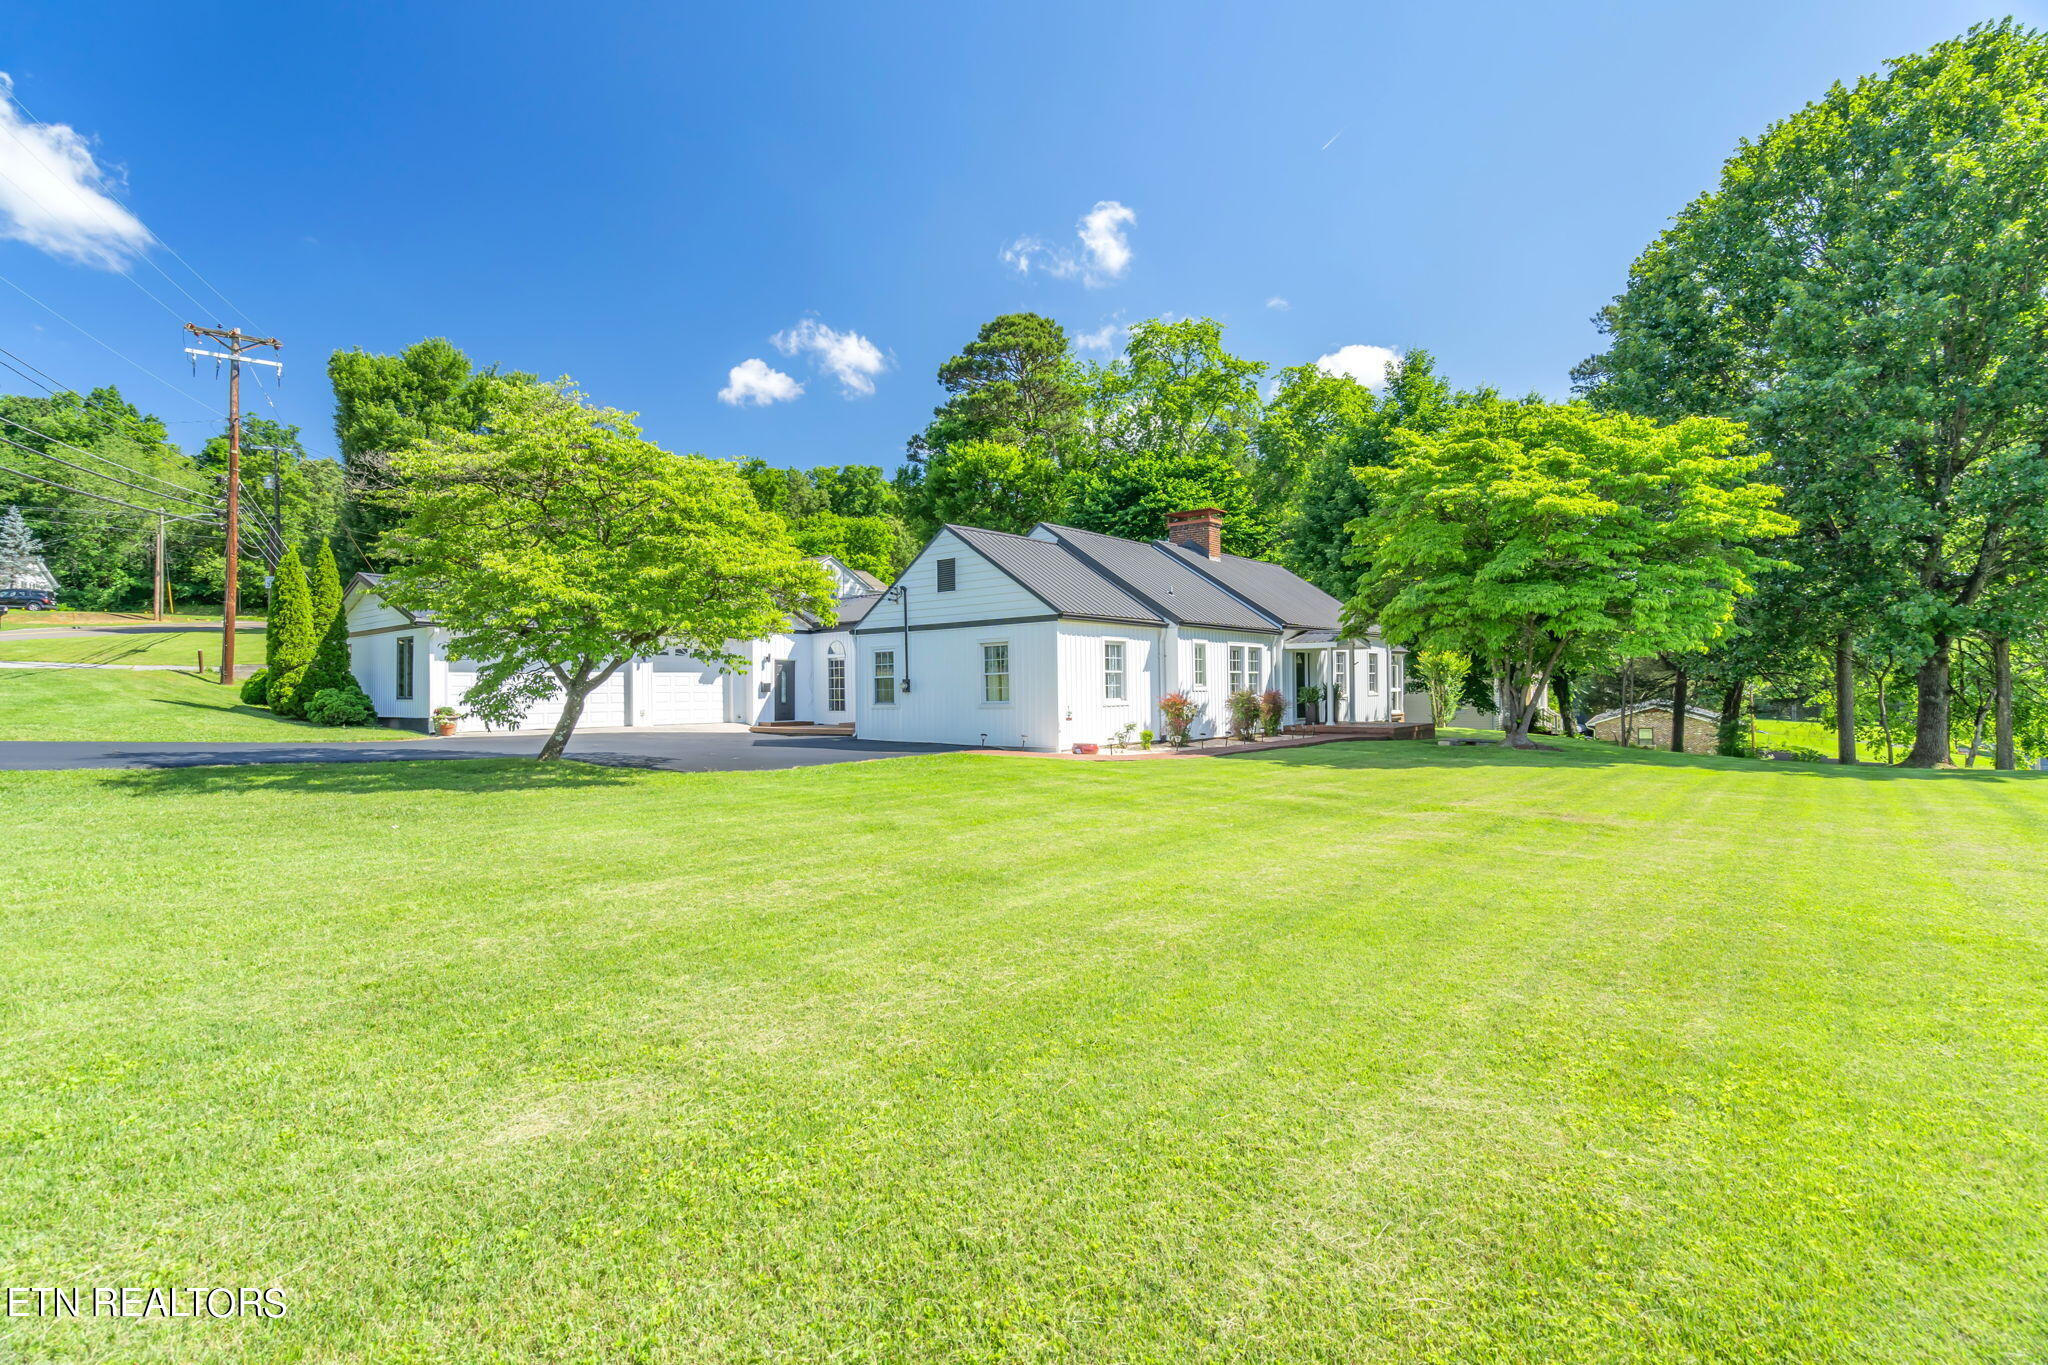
[0,729,964,772]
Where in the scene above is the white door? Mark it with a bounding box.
[646,652,725,725]
[456,670,628,733]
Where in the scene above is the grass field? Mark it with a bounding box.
[1,740,2041,1361]
[0,611,236,631]
[0,627,267,668]
[0,667,391,741]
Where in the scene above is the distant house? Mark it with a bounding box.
[1586,701,1722,754]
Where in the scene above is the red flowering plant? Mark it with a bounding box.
[1159,691,1199,747]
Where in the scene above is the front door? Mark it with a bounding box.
[1293,652,1311,720]
[773,660,796,722]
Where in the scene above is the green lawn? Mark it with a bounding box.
[0,667,392,741]
[1,742,2042,1362]
[0,627,267,668]
[0,611,234,631]
[1753,716,1891,762]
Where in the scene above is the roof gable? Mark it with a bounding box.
[942,524,1164,624]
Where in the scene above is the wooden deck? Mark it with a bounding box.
[1288,722,1436,741]
[748,722,856,737]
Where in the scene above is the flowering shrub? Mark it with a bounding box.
[1259,689,1285,736]
[1158,691,1199,746]
[1226,688,1261,740]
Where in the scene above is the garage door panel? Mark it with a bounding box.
[647,652,724,725]
[453,670,627,732]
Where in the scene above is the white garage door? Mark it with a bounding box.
[452,669,628,733]
[645,652,726,725]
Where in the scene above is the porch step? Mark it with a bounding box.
[1289,722,1436,741]
[749,722,855,737]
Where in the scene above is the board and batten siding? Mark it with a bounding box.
[344,590,430,722]
[1055,621,1167,750]
[856,619,1058,748]
[1172,628,1281,740]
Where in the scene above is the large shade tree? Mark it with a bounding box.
[377,381,833,761]
[1581,21,2048,766]
[1343,401,1795,747]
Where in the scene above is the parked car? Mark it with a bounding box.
[0,587,56,610]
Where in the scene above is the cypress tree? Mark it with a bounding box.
[265,547,318,718]
[299,539,358,705]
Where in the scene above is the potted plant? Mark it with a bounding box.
[431,705,459,737]
[1298,683,1326,726]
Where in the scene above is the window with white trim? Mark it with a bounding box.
[1366,651,1381,693]
[873,649,896,705]
[827,648,846,711]
[1104,640,1125,700]
[1228,644,1246,693]
[1391,654,1404,697]
[983,642,1010,703]
[1191,642,1208,689]
[395,635,415,700]
[1334,650,1350,715]
[1244,646,1262,690]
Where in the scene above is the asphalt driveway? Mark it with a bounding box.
[0,729,965,772]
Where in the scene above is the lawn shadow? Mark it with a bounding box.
[97,755,642,799]
[1217,735,2047,784]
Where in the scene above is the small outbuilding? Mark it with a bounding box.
[1585,701,1723,754]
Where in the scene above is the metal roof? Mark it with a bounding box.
[1034,523,1281,632]
[943,524,1165,623]
[1154,540,1344,630]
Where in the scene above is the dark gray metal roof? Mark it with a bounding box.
[1035,523,1281,632]
[1154,540,1343,630]
[830,592,884,627]
[944,524,1164,623]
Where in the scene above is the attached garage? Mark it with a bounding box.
[643,650,727,726]
[451,668,628,734]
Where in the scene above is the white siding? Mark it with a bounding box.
[856,619,1058,748]
[894,528,1049,625]
[810,630,854,723]
[1174,628,1281,740]
[1054,621,1167,750]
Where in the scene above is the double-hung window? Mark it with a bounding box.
[873,649,896,705]
[395,635,415,701]
[1191,642,1208,689]
[1104,640,1125,701]
[1334,650,1350,715]
[983,642,1010,703]
[1391,654,1404,698]
[827,654,846,711]
[1366,652,1381,693]
[1228,645,1246,694]
[1243,646,1261,690]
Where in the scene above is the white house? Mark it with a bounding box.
[343,511,1406,749]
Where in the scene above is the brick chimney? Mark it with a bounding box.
[1164,507,1225,560]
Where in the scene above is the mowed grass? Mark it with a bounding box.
[0,627,266,668]
[0,611,232,631]
[0,667,391,741]
[1,743,2043,1362]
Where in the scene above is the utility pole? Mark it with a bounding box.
[184,325,281,683]
[152,514,165,622]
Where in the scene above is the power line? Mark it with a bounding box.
[0,431,218,512]
[0,458,215,522]
[0,271,216,418]
[0,353,54,395]
[0,346,67,393]
[0,411,221,503]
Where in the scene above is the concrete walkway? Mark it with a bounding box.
[0,729,964,772]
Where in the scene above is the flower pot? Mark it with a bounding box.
[435,720,457,737]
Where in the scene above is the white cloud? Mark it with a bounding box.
[1266,296,1290,311]
[1074,321,1122,352]
[771,318,889,397]
[1001,200,1136,286]
[718,358,803,407]
[1315,343,1400,393]
[0,74,152,270]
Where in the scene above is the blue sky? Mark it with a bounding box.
[2,1,2037,470]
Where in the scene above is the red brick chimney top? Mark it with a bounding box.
[1164,508,1225,560]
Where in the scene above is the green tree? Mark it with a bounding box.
[1344,401,1795,747]
[809,464,901,520]
[916,439,1065,535]
[909,313,1084,468]
[378,381,834,761]
[790,512,913,583]
[1284,351,1460,596]
[198,416,344,574]
[329,338,529,571]
[1080,318,1265,473]
[298,539,356,706]
[1580,21,2048,766]
[0,505,47,586]
[1253,363,1376,519]
[265,546,318,717]
[1062,448,1270,556]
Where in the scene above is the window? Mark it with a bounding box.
[1365,651,1380,693]
[1638,727,1656,744]
[827,653,846,712]
[983,642,1010,703]
[936,557,956,592]
[1391,654,1405,697]
[1228,645,1245,693]
[1191,642,1208,688]
[873,649,896,705]
[1244,646,1261,689]
[1334,650,1350,714]
[395,635,415,701]
[1104,640,1125,700]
